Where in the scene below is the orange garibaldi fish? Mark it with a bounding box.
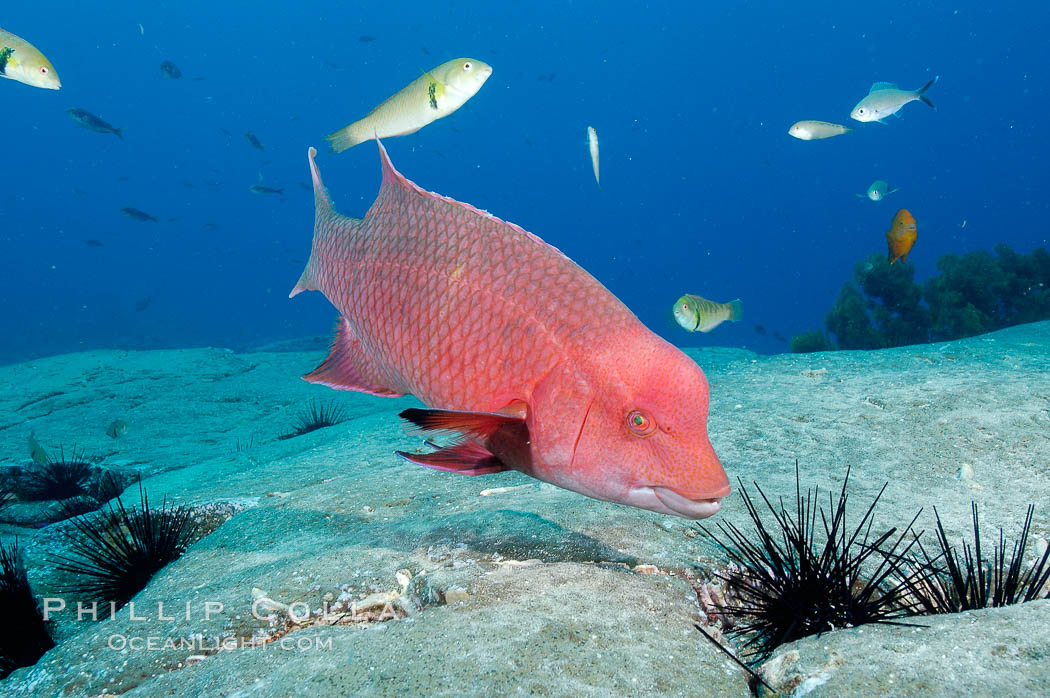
[886,208,917,265]
[290,142,730,519]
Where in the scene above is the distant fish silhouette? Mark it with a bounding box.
[245,132,265,152]
[159,59,182,78]
[86,239,104,247]
[120,207,158,223]
[359,35,377,43]
[27,432,48,464]
[135,297,152,312]
[68,108,122,139]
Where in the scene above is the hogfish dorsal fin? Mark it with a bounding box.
[306,146,333,212]
[290,147,362,298]
[375,138,406,191]
[372,138,575,261]
[870,81,898,92]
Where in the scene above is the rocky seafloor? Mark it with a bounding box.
[0,321,1048,696]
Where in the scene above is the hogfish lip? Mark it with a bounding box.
[626,485,728,520]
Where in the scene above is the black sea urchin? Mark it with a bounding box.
[0,479,14,513]
[277,399,348,440]
[906,503,1050,614]
[19,446,94,501]
[697,463,926,664]
[51,484,198,609]
[0,541,55,679]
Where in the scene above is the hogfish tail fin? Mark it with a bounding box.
[289,146,363,298]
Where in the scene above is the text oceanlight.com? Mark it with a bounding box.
[105,634,332,652]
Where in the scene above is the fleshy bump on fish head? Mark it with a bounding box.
[528,336,730,520]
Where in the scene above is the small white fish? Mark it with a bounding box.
[586,126,600,190]
[856,179,900,201]
[850,76,938,123]
[788,120,852,140]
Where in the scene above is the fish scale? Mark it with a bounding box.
[291,141,730,519]
[297,144,640,411]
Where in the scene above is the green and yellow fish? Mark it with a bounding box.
[106,419,129,438]
[326,57,492,153]
[673,295,743,333]
[0,28,60,90]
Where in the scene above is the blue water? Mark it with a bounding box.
[3,1,1047,364]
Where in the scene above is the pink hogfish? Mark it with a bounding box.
[290,143,730,518]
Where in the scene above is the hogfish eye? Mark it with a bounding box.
[40,66,48,74]
[463,62,472,71]
[626,409,656,436]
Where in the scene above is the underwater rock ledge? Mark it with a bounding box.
[758,599,1050,696]
[0,321,1046,696]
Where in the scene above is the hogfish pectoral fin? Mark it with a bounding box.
[397,407,532,475]
[398,407,526,440]
[396,441,508,476]
[303,316,405,397]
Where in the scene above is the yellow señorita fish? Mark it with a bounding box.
[673,295,743,333]
[0,28,60,89]
[326,58,492,153]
